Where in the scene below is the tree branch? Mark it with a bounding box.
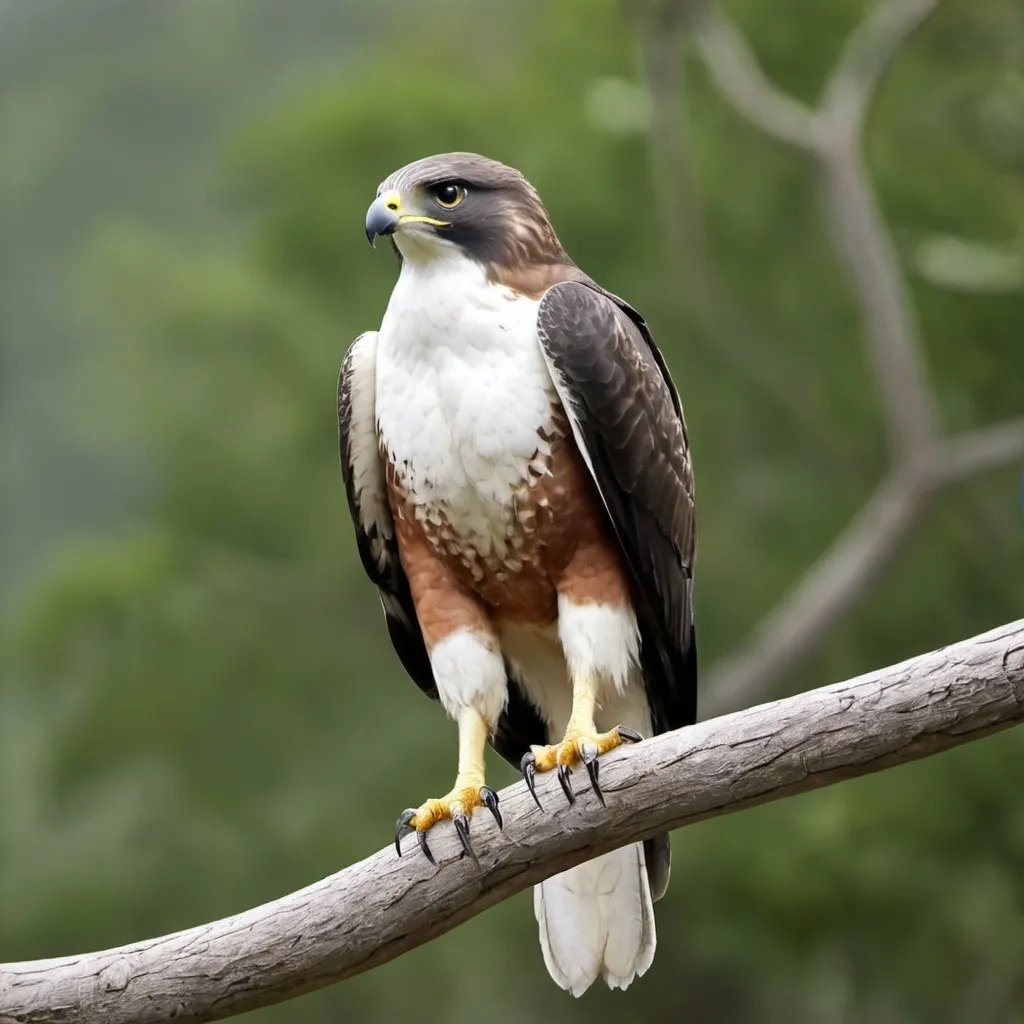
[3,619,1023,1024]
[819,136,940,461]
[819,0,939,140]
[693,0,942,461]
[704,417,1024,716]
[939,417,1024,484]
[680,1,1021,711]
[691,6,822,150]
[636,3,826,435]
[702,472,927,718]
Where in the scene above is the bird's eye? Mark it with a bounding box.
[432,183,466,209]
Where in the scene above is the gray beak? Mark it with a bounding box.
[365,195,400,247]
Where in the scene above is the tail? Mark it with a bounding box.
[534,842,656,996]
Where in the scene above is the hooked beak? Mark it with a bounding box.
[365,188,453,247]
[365,191,401,246]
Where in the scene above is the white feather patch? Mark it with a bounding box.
[429,628,508,727]
[557,598,640,697]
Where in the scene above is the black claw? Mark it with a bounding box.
[480,786,503,829]
[520,752,543,810]
[395,809,416,857]
[557,763,576,805]
[616,726,643,744]
[453,814,478,864]
[582,749,605,806]
[416,828,436,866]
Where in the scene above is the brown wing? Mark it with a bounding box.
[536,281,697,733]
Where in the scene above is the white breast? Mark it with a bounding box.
[375,254,556,557]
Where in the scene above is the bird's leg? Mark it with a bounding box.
[521,671,642,809]
[395,706,502,865]
[388,526,509,865]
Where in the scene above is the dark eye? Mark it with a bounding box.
[432,183,466,209]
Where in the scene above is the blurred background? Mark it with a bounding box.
[2,0,1023,1021]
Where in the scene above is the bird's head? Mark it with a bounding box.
[364,152,568,271]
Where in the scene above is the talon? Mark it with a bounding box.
[525,723,642,808]
[480,786,503,829]
[453,814,477,864]
[395,778,500,867]
[557,763,576,805]
[395,809,417,857]
[581,746,605,806]
[416,828,436,866]
[521,752,543,810]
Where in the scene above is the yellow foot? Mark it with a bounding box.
[395,783,502,865]
[521,725,643,808]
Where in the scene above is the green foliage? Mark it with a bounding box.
[2,0,1023,1021]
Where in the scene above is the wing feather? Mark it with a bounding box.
[338,333,436,700]
[535,282,697,734]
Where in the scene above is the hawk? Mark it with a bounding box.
[338,153,696,995]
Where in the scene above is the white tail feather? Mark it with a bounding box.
[534,842,656,996]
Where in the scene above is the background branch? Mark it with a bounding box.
[635,2,821,430]
[691,6,821,149]
[671,0,1021,712]
[702,474,925,718]
[940,418,1024,483]
[3,619,1023,1024]
[694,0,940,459]
[819,137,939,460]
[704,421,1024,717]
[820,0,939,137]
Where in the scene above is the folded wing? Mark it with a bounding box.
[535,281,698,734]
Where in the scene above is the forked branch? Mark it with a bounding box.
[679,1,1023,711]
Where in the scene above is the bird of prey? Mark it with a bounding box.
[338,153,696,996]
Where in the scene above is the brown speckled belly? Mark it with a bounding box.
[386,413,631,631]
